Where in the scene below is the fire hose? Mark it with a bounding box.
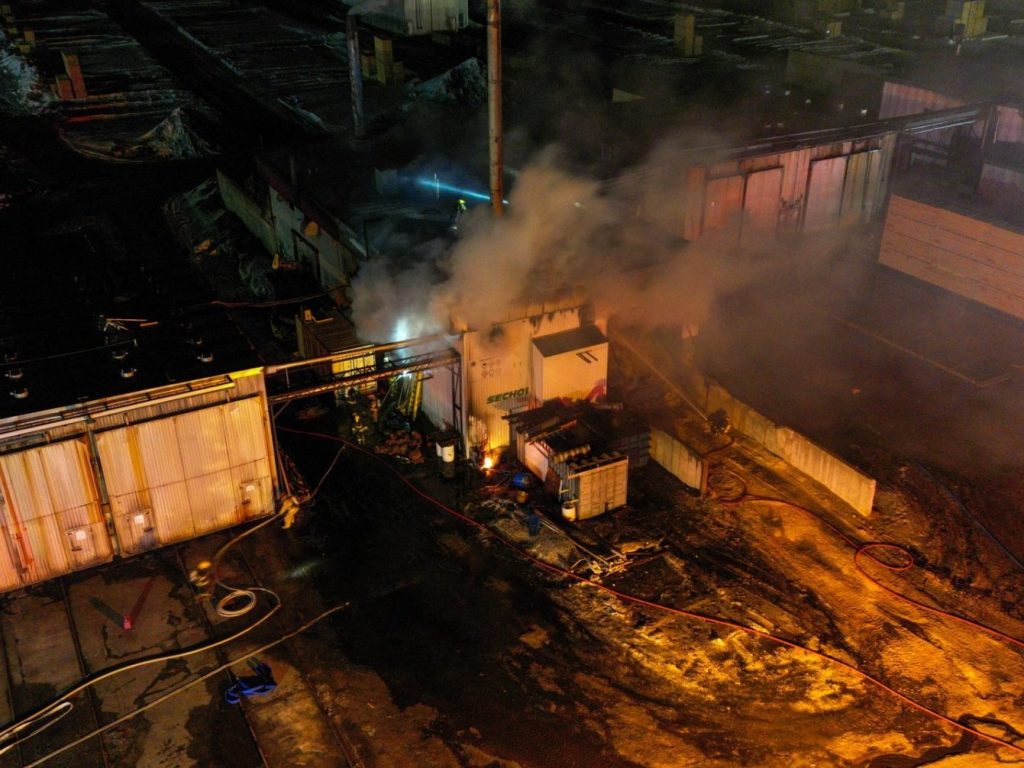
[0,509,287,759]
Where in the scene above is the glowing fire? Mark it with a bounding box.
[482,455,494,470]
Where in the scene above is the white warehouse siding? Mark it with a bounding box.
[461,306,582,452]
[96,396,275,554]
[421,357,458,434]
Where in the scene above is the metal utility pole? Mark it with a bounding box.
[487,0,503,216]
[347,13,365,140]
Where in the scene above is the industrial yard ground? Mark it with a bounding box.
[1,321,1022,766]
[3,78,1024,768]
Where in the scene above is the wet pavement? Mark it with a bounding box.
[0,545,262,768]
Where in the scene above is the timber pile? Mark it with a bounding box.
[374,430,425,464]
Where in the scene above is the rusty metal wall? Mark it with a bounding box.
[97,396,274,555]
[879,81,963,120]
[740,167,783,246]
[864,144,890,222]
[839,150,872,227]
[702,175,744,236]
[803,156,848,231]
[994,105,1024,145]
[979,163,1024,206]
[0,439,112,589]
[679,135,896,244]
[682,166,706,240]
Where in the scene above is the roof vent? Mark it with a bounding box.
[3,368,23,381]
[10,387,28,400]
[119,367,137,379]
[197,351,214,364]
[111,348,129,361]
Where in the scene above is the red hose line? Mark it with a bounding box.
[277,425,1024,757]
[737,495,1024,651]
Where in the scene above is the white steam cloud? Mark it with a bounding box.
[351,142,797,343]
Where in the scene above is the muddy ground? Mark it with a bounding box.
[273,383,1024,768]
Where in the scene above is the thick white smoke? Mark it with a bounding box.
[350,142,794,343]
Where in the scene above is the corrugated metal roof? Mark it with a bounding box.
[0,224,261,421]
[532,325,607,358]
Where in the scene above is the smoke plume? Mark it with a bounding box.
[351,142,805,343]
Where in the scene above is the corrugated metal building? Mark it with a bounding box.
[0,371,277,592]
[679,134,896,244]
[0,218,281,595]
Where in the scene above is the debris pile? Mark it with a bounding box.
[0,31,50,114]
[374,430,425,463]
[409,58,486,107]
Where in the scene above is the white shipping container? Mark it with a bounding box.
[531,325,608,404]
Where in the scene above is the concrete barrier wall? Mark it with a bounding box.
[696,377,876,516]
[650,428,706,493]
